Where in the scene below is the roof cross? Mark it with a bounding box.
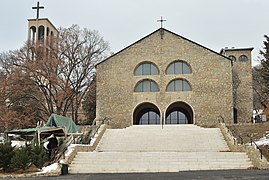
[157,16,167,28]
[32,1,44,19]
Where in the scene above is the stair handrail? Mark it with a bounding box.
[247,133,263,159]
[80,117,109,144]
[92,117,109,136]
[252,141,263,159]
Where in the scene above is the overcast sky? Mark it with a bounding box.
[1,0,269,66]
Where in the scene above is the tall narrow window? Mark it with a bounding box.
[166,60,191,74]
[134,62,159,75]
[38,25,45,42]
[135,79,159,92]
[166,79,191,91]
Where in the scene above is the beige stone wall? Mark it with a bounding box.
[96,29,234,128]
[28,18,58,49]
[224,49,253,123]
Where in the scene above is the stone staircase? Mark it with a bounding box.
[69,125,253,173]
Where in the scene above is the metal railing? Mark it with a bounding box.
[219,120,264,160]
[80,117,109,144]
[252,141,263,159]
[247,134,263,160]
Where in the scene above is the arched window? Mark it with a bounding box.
[38,25,45,42]
[134,62,159,75]
[139,111,160,125]
[165,101,193,124]
[135,79,159,92]
[166,79,191,91]
[29,26,36,43]
[166,60,191,74]
[228,55,236,62]
[133,102,160,125]
[239,55,248,62]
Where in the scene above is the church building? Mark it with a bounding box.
[96,28,253,128]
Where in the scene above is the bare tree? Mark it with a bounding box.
[0,24,109,124]
[57,25,109,122]
[82,78,96,125]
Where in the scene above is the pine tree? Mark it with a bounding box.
[256,35,269,109]
[0,143,15,172]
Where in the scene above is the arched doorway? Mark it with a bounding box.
[133,102,160,125]
[165,101,193,124]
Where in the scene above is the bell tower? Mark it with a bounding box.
[27,2,58,56]
[221,47,254,124]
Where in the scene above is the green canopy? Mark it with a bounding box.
[6,126,66,145]
[46,114,79,133]
[7,126,64,136]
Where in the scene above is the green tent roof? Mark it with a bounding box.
[46,114,79,133]
[6,126,66,138]
[7,126,58,135]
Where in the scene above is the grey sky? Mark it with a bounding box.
[1,0,269,66]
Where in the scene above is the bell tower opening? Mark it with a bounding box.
[27,1,59,56]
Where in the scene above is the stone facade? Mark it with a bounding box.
[96,28,253,128]
[221,48,253,123]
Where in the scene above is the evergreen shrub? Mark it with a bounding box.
[0,143,15,172]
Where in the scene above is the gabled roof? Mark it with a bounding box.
[97,28,231,66]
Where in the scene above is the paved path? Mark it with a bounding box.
[2,170,269,180]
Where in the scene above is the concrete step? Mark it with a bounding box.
[69,125,252,173]
[69,152,253,173]
[97,125,229,152]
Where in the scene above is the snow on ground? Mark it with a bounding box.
[254,137,269,146]
[11,140,26,147]
[38,163,59,174]
[65,144,91,157]
[65,144,79,157]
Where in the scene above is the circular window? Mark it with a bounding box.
[239,55,248,62]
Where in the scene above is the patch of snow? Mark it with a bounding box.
[253,137,269,146]
[59,159,65,164]
[89,127,103,146]
[65,144,91,157]
[69,144,80,148]
[65,146,75,157]
[39,163,59,173]
[11,141,26,147]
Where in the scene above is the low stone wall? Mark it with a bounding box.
[227,122,269,144]
[219,123,269,169]
[65,124,107,164]
[244,145,269,169]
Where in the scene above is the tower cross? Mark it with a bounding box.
[157,16,167,28]
[32,1,44,19]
